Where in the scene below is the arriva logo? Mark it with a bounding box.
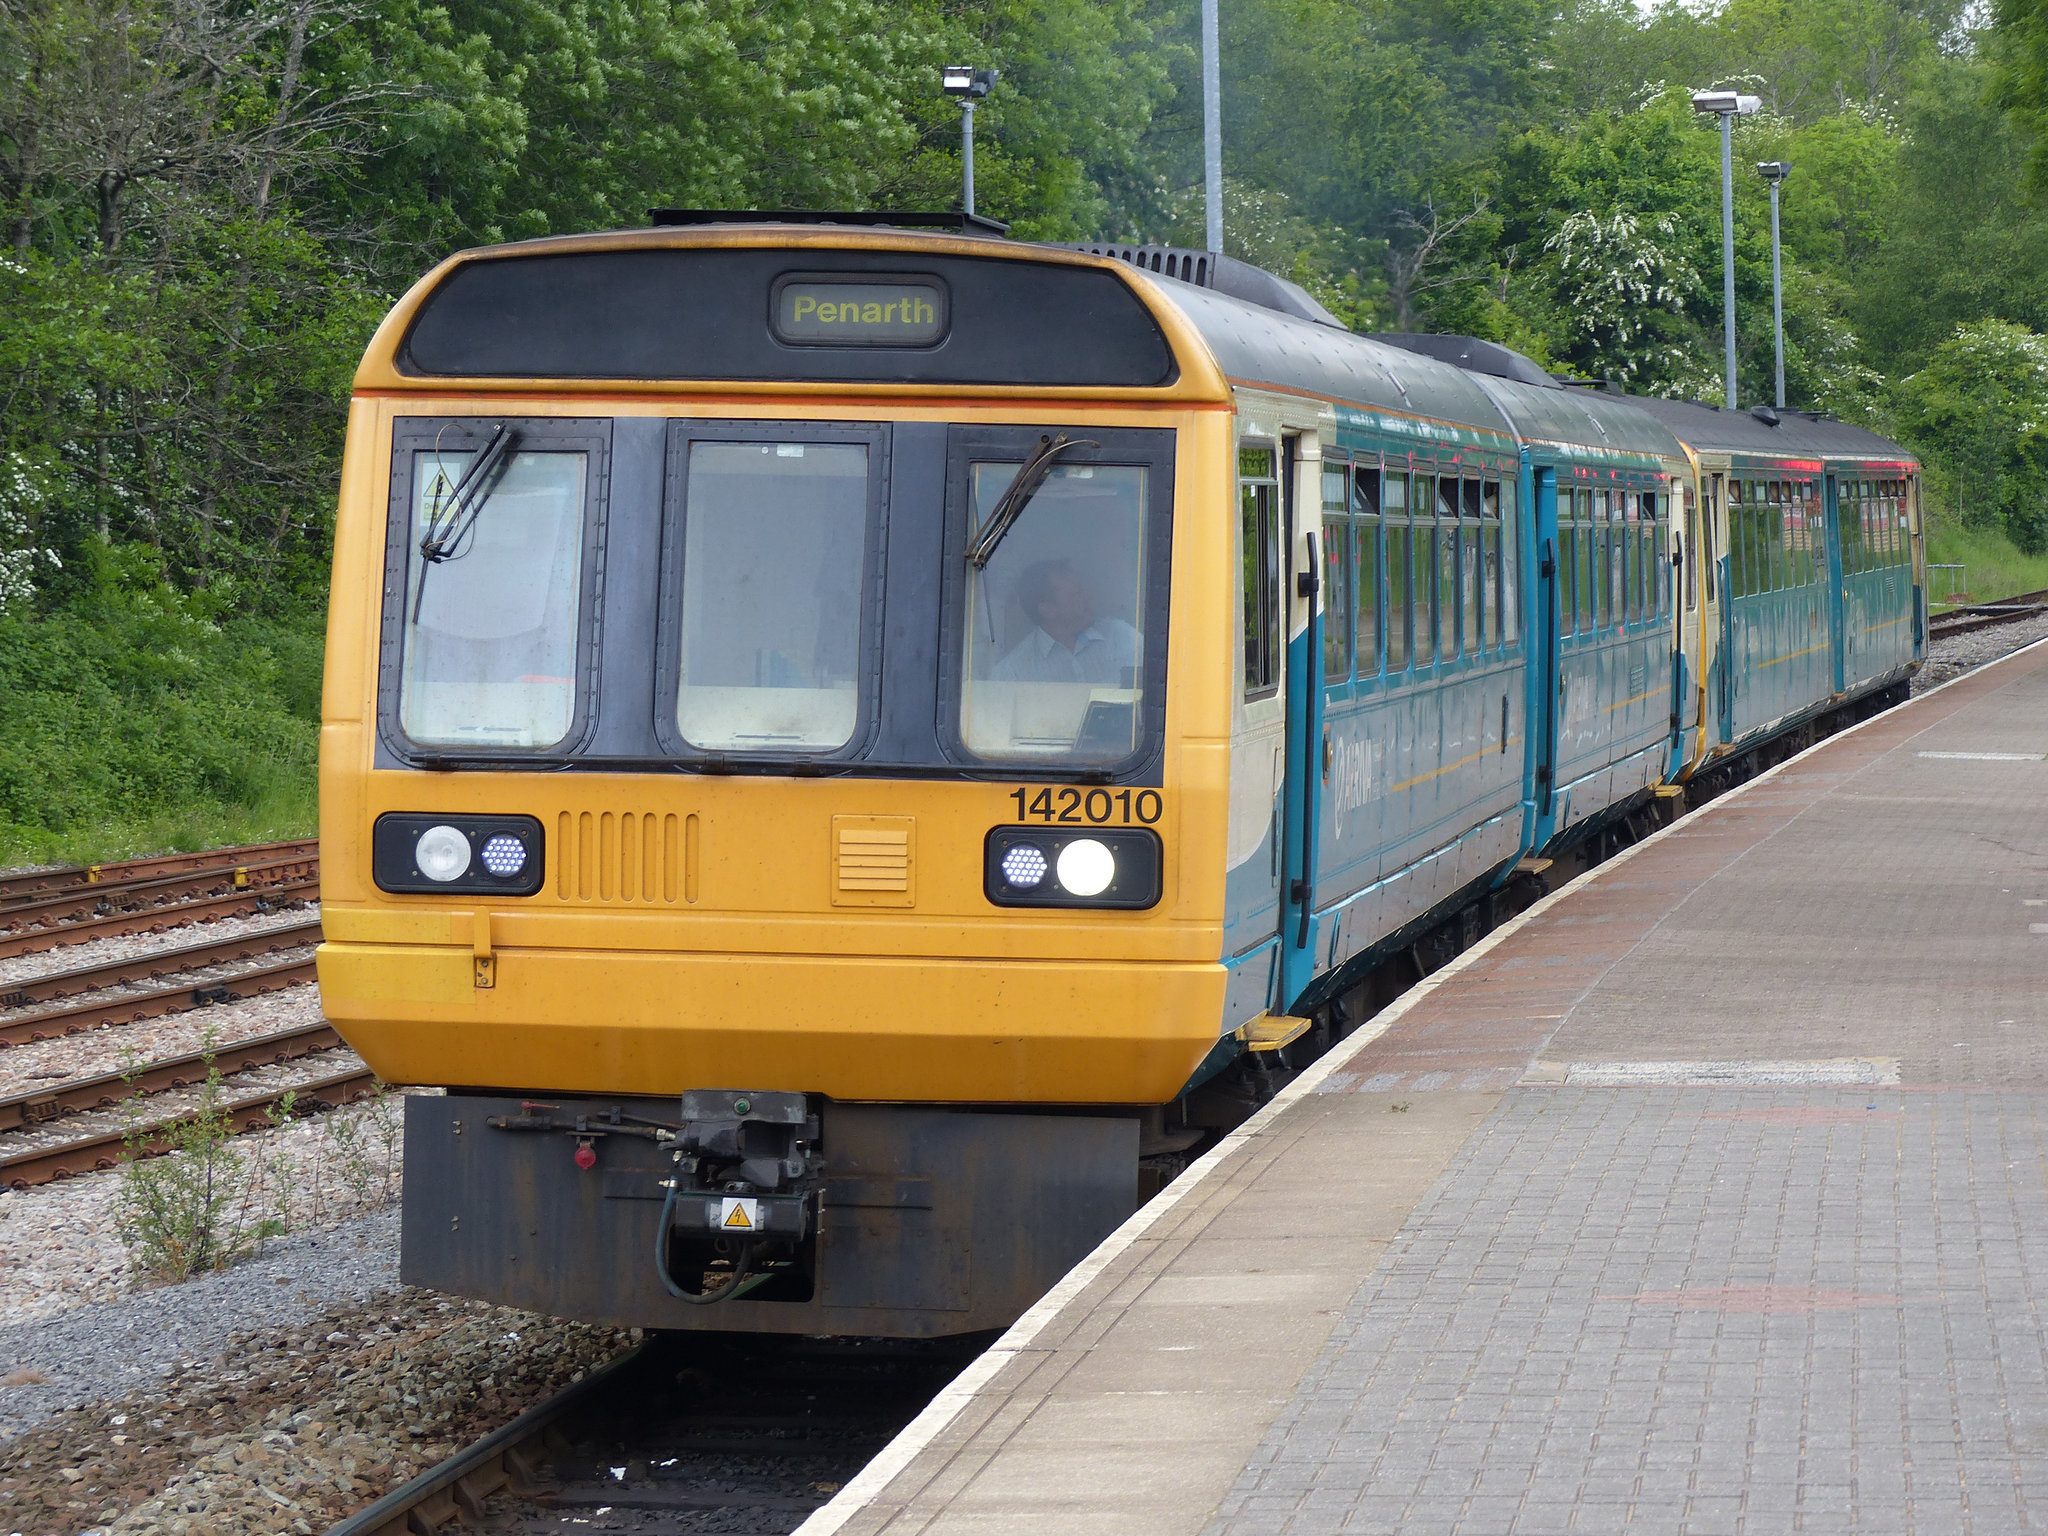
[1328,732,1380,838]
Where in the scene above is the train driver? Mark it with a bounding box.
[990,558,1141,688]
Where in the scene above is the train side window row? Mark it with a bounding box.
[1727,478,1822,598]
[1839,478,1913,577]
[1318,462,1521,686]
[1727,476,1912,598]
[1555,483,1670,641]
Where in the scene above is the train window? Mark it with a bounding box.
[676,441,871,752]
[961,452,1155,761]
[1623,493,1643,626]
[1322,465,1352,682]
[397,440,590,751]
[1557,491,1578,639]
[1385,473,1409,671]
[1501,479,1521,644]
[1461,479,1483,657]
[1736,486,1754,597]
[1480,480,1500,651]
[1355,470,1381,675]
[1765,483,1784,593]
[1578,488,1595,629]
[1240,447,1281,699]
[1652,495,1664,616]
[1437,478,1460,662]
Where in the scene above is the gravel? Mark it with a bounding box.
[1912,611,2048,693]
[0,1209,403,1439]
[0,1285,628,1536]
[0,976,330,1107]
[0,906,320,990]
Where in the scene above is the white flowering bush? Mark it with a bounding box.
[1544,210,1719,397]
[0,452,62,614]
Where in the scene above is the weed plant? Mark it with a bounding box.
[115,1036,404,1285]
[114,1041,283,1284]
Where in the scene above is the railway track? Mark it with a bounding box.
[0,919,322,1043]
[0,837,319,904]
[326,1332,984,1536]
[1927,586,2048,641]
[0,838,343,1188]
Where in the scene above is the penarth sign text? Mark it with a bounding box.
[773,278,948,347]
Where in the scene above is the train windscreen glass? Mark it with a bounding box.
[961,461,1148,763]
[400,447,586,748]
[677,442,867,751]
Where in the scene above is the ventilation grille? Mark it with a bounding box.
[1066,242,1213,286]
[555,811,694,903]
[833,816,914,907]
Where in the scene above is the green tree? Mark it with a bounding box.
[1895,319,2048,550]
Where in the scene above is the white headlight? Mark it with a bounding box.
[1055,838,1116,897]
[415,824,472,882]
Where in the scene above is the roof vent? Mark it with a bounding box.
[649,208,1011,238]
[1370,333,1562,389]
[1750,403,1782,426]
[1051,243,1346,330]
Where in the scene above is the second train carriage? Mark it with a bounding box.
[317,222,1921,1337]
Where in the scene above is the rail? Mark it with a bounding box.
[1927,586,2048,642]
[322,1345,650,1536]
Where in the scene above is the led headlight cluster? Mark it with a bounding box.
[372,814,545,896]
[985,826,1162,910]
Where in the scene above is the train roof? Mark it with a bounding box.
[1369,334,1684,468]
[1614,393,1918,470]
[1148,278,1517,450]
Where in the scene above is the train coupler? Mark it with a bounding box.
[664,1089,822,1242]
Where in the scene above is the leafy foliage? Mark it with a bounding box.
[3,0,2048,857]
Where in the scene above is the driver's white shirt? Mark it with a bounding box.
[990,620,1140,685]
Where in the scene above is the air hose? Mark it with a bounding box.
[655,1180,757,1305]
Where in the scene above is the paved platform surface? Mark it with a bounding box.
[802,639,2048,1536]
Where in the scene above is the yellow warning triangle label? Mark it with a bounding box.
[723,1202,754,1228]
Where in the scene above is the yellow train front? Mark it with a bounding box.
[317,224,1241,1334]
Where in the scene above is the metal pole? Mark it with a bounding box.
[1720,111,1737,409]
[1202,0,1222,254]
[962,100,976,218]
[1769,178,1785,408]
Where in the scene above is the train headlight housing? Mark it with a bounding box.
[373,814,546,896]
[985,826,1161,910]
[1055,838,1116,896]
[415,825,472,882]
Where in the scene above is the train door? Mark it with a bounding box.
[1277,434,1323,1010]
[1824,474,1847,694]
[1531,465,1561,839]
[1708,473,1734,744]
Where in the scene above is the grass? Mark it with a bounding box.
[0,579,322,870]
[1923,522,2048,610]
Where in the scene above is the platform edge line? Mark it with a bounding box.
[791,639,2045,1536]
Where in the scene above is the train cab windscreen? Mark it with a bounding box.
[960,459,1150,763]
[398,440,589,749]
[675,441,870,752]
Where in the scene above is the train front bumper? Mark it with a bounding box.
[316,942,1227,1104]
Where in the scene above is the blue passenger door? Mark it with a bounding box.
[1278,435,1322,1010]
[1824,474,1847,694]
[1531,466,1561,841]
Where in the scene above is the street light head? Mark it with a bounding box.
[1756,161,1792,181]
[941,66,996,99]
[1691,89,1762,116]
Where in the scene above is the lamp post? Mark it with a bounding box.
[1692,90,1762,408]
[1757,161,1792,409]
[941,67,998,217]
[1202,0,1222,254]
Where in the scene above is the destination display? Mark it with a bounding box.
[773,277,947,346]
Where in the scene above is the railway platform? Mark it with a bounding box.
[803,636,2048,1536]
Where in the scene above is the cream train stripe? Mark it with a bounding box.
[791,636,2043,1536]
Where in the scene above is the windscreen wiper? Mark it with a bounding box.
[412,423,519,622]
[965,432,1098,569]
